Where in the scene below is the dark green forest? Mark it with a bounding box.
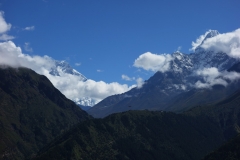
[0,66,240,160]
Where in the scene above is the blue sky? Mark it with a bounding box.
[1,0,240,84]
[0,0,240,104]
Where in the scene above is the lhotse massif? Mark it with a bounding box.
[88,30,240,117]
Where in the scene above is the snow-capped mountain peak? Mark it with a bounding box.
[195,30,219,53]
[204,30,219,40]
[49,60,98,107]
[49,60,87,81]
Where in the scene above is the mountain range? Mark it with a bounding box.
[87,30,239,118]
[1,29,240,159]
[0,64,239,160]
[34,84,240,160]
[42,30,239,118]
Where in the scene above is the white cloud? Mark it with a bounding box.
[0,11,11,33]
[0,11,14,41]
[0,34,14,41]
[136,77,144,88]
[133,52,173,72]
[194,67,240,89]
[24,26,35,31]
[0,40,134,104]
[24,42,33,52]
[122,74,135,81]
[201,28,240,59]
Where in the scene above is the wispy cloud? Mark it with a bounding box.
[133,52,173,73]
[0,34,14,41]
[24,42,33,52]
[122,74,134,81]
[24,26,35,31]
[75,62,81,66]
[194,67,240,89]
[176,46,182,52]
[97,69,103,72]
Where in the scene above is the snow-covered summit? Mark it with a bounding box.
[49,60,87,81]
[195,30,220,52]
[49,60,98,107]
[204,30,219,40]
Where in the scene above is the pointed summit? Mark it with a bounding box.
[195,30,219,52]
[49,60,87,81]
[203,30,219,42]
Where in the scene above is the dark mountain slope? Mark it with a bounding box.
[88,69,190,118]
[167,62,240,113]
[185,88,240,140]
[35,110,224,160]
[166,82,240,113]
[204,134,240,160]
[0,67,90,159]
[35,82,240,160]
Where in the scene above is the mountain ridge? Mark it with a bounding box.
[34,83,240,160]
[0,66,91,159]
[88,51,239,118]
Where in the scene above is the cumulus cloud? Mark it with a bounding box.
[0,11,11,33]
[0,40,134,104]
[24,26,35,31]
[0,11,14,41]
[201,28,240,59]
[194,67,240,89]
[50,75,132,103]
[133,52,173,72]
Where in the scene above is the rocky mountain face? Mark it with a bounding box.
[88,30,239,118]
[0,67,90,159]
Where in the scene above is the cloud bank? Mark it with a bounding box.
[195,67,240,89]
[191,28,240,59]
[133,52,173,72]
[201,28,240,59]
[0,41,134,104]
